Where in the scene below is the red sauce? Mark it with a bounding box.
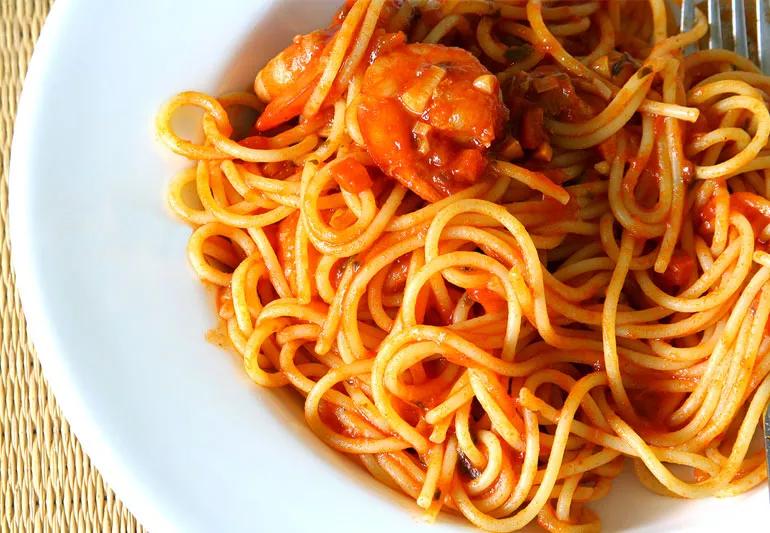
[697,192,770,241]
[329,259,347,290]
[384,254,410,292]
[262,160,297,180]
[238,135,270,149]
[652,115,666,136]
[467,288,507,313]
[240,161,262,175]
[729,192,770,235]
[654,251,695,292]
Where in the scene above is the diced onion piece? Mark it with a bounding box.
[401,65,446,115]
[499,136,524,160]
[594,161,610,175]
[532,75,560,94]
[413,121,432,155]
[413,121,431,136]
[533,142,553,162]
[472,74,498,95]
[761,222,770,243]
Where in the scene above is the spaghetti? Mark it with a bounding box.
[157,1,770,530]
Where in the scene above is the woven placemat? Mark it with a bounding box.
[0,2,145,531]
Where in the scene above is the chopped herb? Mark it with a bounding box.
[610,56,626,77]
[499,33,525,47]
[610,52,640,77]
[504,43,533,63]
[457,450,482,480]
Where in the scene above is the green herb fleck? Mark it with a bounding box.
[499,33,525,47]
[610,52,640,77]
[457,450,481,480]
[504,43,533,63]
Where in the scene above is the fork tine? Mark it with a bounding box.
[758,0,770,73]
[708,0,723,48]
[681,0,695,32]
[732,0,750,56]
[681,0,696,54]
[765,406,770,502]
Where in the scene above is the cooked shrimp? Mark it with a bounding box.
[253,1,412,133]
[357,43,508,202]
[254,30,333,131]
[255,30,330,102]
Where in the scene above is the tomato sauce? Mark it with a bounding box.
[467,288,508,314]
[654,251,695,292]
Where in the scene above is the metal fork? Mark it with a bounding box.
[681,0,770,73]
[680,0,770,495]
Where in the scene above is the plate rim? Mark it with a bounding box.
[8,0,174,530]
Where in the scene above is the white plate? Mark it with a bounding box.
[9,1,770,531]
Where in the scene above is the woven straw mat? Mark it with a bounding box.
[1,2,145,531]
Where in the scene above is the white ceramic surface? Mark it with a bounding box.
[9,1,770,531]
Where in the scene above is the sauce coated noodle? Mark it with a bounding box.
[157,1,770,530]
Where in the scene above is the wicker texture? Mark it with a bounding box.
[0,1,145,531]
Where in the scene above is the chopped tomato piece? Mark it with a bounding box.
[654,251,695,292]
[450,149,486,184]
[520,106,546,149]
[238,136,270,149]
